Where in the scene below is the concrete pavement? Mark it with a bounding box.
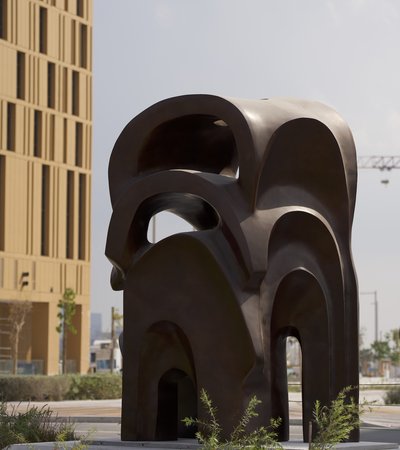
[8,389,396,422]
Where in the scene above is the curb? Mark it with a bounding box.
[55,415,121,423]
[54,417,395,428]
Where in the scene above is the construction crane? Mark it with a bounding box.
[357,156,400,185]
[357,156,400,170]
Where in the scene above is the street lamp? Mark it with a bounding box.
[360,290,378,342]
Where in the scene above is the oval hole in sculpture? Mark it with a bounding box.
[139,114,239,178]
[147,211,195,244]
[144,192,221,244]
[286,335,303,435]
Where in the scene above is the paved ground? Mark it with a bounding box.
[6,398,123,417]
[8,389,394,420]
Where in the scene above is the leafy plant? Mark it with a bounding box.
[66,373,122,400]
[384,386,400,405]
[310,386,362,450]
[56,288,77,374]
[183,388,282,450]
[0,400,89,449]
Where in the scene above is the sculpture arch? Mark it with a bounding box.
[137,321,197,440]
[270,269,331,441]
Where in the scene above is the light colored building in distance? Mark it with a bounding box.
[0,0,92,375]
[90,339,122,373]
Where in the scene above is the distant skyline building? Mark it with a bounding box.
[0,0,92,374]
[90,312,102,343]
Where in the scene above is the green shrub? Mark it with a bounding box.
[310,386,362,450]
[66,373,122,400]
[183,388,283,450]
[384,386,400,405]
[0,401,78,449]
[0,375,71,401]
[0,374,122,402]
[183,386,366,450]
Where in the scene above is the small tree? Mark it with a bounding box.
[389,329,400,365]
[9,301,32,375]
[371,339,391,361]
[370,331,400,365]
[56,288,77,374]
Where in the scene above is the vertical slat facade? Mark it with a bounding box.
[0,0,92,375]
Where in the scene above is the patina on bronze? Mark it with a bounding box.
[106,95,359,443]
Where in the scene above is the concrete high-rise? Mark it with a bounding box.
[0,0,92,375]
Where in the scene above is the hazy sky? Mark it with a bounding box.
[93,0,400,346]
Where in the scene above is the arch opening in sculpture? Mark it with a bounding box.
[156,368,197,440]
[138,114,239,178]
[271,270,330,443]
[138,192,221,244]
[135,321,197,441]
[147,212,194,243]
[285,335,302,435]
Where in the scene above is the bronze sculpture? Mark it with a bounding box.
[106,95,359,443]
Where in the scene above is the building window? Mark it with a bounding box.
[66,170,74,259]
[33,110,42,157]
[78,174,86,260]
[63,118,68,163]
[75,122,83,167]
[39,7,47,54]
[71,20,76,65]
[7,103,15,151]
[50,114,55,160]
[0,0,7,40]
[41,165,50,256]
[17,52,25,100]
[47,62,55,108]
[76,0,83,17]
[63,67,68,113]
[72,70,79,116]
[0,155,5,251]
[80,24,87,69]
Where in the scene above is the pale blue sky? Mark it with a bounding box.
[93,0,400,346]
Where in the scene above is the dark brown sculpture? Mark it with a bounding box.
[106,95,359,443]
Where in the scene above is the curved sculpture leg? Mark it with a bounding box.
[270,270,331,442]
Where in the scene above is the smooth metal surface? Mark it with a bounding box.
[106,95,359,444]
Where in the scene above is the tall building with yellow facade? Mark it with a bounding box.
[0,0,92,375]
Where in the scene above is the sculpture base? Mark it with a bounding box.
[9,439,399,449]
